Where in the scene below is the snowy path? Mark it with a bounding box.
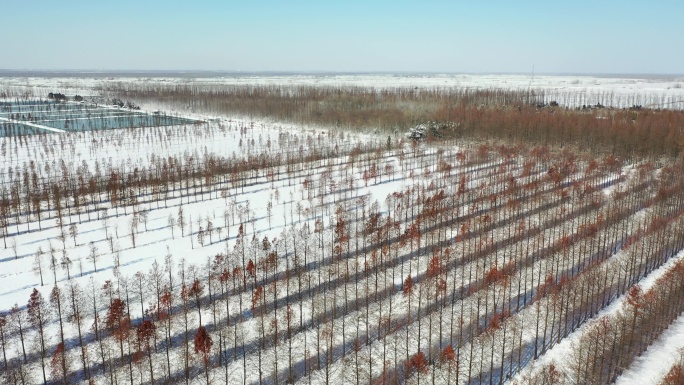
[614,312,684,385]
[0,115,66,133]
[509,248,684,384]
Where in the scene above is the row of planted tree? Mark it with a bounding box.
[0,120,401,248]
[522,254,684,385]
[2,126,684,384]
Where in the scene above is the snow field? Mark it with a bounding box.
[1,95,684,384]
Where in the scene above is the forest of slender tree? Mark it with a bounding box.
[1,83,684,384]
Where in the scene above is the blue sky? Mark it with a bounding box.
[1,0,682,74]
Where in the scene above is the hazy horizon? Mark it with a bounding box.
[1,70,683,79]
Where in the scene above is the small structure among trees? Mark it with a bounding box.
[47,93,68,102]
[405,121,453,140]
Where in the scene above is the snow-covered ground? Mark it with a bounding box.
[615,313,684,385]
[2,75,684,385]
[0,117,381,312]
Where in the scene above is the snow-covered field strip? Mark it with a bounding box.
[615,312,684,385]
[511,247,684,385]
[0,116,66,133]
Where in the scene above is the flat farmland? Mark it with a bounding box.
[0,99,196,137]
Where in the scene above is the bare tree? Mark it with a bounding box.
[32,247,45,287]
[49,286,69,384]
[168,214,176,239]
[69,223,78,247]
[11,239,17,260]
[10,304,28,364]
[140,209,149,232]
[130,215,139,248]
[88,241,98,273]
[178,205,186,237]
[27,289,48,385]
[60,248,72,280]
[0,314,8,371]
[206,219,213,244]
[67,281,90,382]
[48,246,59,285]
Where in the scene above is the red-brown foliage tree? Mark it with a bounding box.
[49,343,68,384]
[28,288,48,385]
[194,325,213,365]
[406,351,429,375]
[403,275,413,297]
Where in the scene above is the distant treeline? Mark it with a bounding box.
[98,83,684,160]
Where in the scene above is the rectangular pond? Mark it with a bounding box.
[0,100,198,137]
